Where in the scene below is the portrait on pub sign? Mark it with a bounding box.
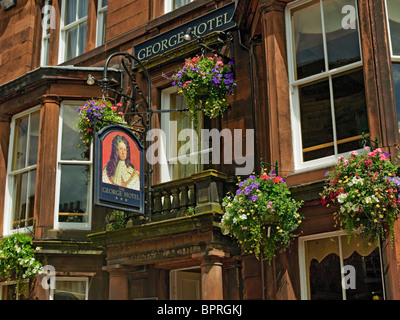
[95,125,144,213]
[102,131,140,190]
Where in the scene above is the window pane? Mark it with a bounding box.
[42,38,49,66]
[28,111,40,166]
[65,0,77,25]
[26,170,36,227]
[78,21,87,56]
[305,236,342,300]
[392,63,400,139]
[54,280,86,300]
[292,0,325,80]
[78,0,88,19]
[12,172,27,229]
[11,170,36,230]
[12,116,28,171]
[387,0,400,56]
[341,236,384,300]
[61,105,89,160]
[102,0,108,7]
[66,26,78,60]
[167,93,202,179]
[333,69,368,154]
[58,165,89,223]
[173,0,191,10]
[100,11,107,45]
[300,79,334,162]
[323,0,361,69]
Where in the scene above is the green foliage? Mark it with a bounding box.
[163,55,237,127]
[0,233,43,292]
[108,210,127,231]
[321,148,400,245]
[221,171,303,262]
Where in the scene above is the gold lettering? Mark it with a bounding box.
[224,12,232,24]
[168,34,177,47]
[215,15,223,28]
[161,39,168,51]
[137,48,146,60]
[152,42,161,54]
[207,17,215,30]
[177,32,184,44]
[146,46,152,57]
[197,22,207,35]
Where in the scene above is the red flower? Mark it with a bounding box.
[261,174,269,180]
[273,177,282,183]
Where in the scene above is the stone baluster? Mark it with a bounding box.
[153,190,162,215]
[171,187,180,216]
[162,189,172,215]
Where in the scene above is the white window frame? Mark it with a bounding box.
[3,106,41,237]
[96,0,108,47]
[164,0,194,14]
[385,0,400,62]
[49,277,89,300]
[298,230,385,300]
[53,101,93,230]
[286,0,365,172]
[58,0,89,64]
[160,87,211,183]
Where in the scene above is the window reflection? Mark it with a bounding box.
[304,235,384,300]
[61,105,89,160]
[58,164,89,223]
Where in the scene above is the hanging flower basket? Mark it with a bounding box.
[163,55,237,128]
[0,233,43,298]
[321,147,400,245]
[220,171,304,262]
[75,99,126,146]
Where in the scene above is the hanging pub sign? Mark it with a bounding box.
[94,125,145,214]
[133,2,236,62]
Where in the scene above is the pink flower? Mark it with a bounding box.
[118,112,124,116]
[375,148,382,154]
[380,155,388,161]
[216,61,224,67]
[350,151,358,156]
[116,102,122,107]
[111,106,117,111]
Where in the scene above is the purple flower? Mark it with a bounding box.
[248,195,258,201]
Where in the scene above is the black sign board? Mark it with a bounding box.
[94,125,145,214]
[133,2,236,62]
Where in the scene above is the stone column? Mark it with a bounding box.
[35,95,61,238]
[104,264,130,300]
[258,0,293,173]
[196,249,228,300]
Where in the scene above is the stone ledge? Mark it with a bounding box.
[88,212,223,246]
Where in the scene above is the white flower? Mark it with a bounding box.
[348,176,363,187]
[239,214,247,220]
[337,193,348,203]
[233,218,238,224]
